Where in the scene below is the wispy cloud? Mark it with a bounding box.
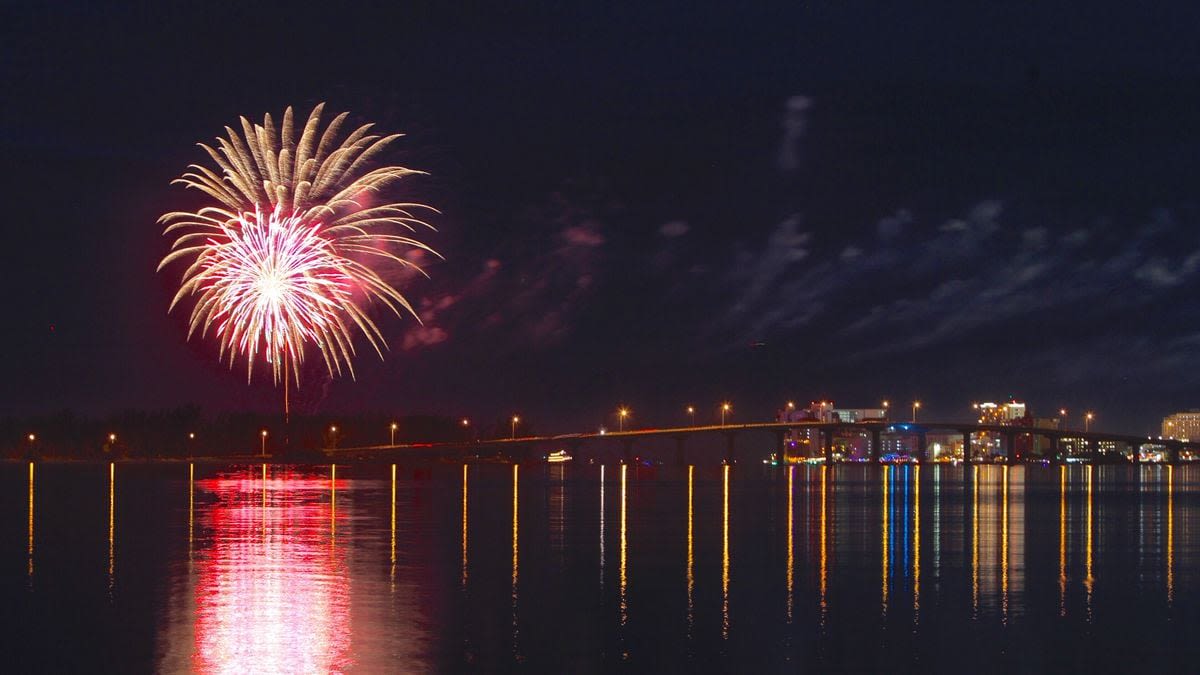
[661,199,1199,384]
[399,186,613,352]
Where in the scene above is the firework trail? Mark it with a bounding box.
[158,104,439,383]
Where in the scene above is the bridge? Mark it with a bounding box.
[326,420,1197,465]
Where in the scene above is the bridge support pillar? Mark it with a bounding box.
[775,430,788,467]
[916,432,928,464]
[962,430,972,465]
[871,428,882,464]
[1130,440,1141,465]
[674,436,686,467]
[1050,436,1061,464]
[1005,431,1017,465]
[1168,445,1181,465]
[622,439,635,465]
[823,428,834,465]
[725,433,737,464]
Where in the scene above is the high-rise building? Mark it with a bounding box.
[975,400,1028,425]
[1162,410,1200,441]
[973,400,1033,458]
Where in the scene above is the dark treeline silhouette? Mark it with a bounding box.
[0,408,496,460]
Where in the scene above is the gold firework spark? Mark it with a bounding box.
[158,103,440,383]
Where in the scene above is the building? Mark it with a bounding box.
[975,400,1028,425]
[973,400,1034,458]
[926,432,964,461]
[1032,417,1063,456]
[825,407,887,423]
[1162,410,1200,441]
[777,401,888,424]
[775,401,887,461]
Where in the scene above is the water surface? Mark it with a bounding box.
[2,462,1197,672]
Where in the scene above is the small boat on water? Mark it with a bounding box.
[547,449,573,463]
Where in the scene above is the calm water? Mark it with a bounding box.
[2,461,1198,672]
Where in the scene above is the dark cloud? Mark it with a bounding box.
[659,220,689,238]
[398,186,612,354]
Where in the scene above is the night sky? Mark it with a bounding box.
[4,2,1199,435]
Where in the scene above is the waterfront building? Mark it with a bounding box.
[975,400,1028,425]
[1162,410,1200,441]
[973,399,1034,458]
[926,432,963,461]
[1032,417,1063,456]
[776,402,887,460]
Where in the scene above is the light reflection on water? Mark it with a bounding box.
[160,467,356,673]
[27,462,34,585]
[3,462,1197,671]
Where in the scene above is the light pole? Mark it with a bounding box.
[27,433,35,455]
[461,418,471,442]
[390,422,398,446]
[618,407,629,432]
[328,425,338,448]
[511,416,520,439]
[882,400,889,420]
[911,401,921,423]
[721,402,731,426]
[260,430,267,457]
[1085,412,1094,433]
[686,406,695,426]
[188,432,195,458]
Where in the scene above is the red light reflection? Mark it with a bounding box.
[188,468,352,673]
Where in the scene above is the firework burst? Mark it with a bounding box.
[158,104,439,383]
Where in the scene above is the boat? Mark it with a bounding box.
[547,449,573,463]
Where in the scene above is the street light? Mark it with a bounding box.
[882,400,890,419]
[390,422,398,445]
[461,418,471,442]
[912,401,921,423]
[686,405,695,426]
[511,416,520,439]
[260,429,267,457]
[721,402,732,426]
[27,433,35,443]
[618,407,630,432]
[108,433,116,444]
[1085,412,1094,433]
[786,401,795,411]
